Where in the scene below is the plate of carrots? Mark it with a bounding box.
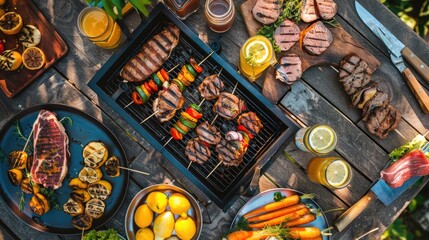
[226,188,332,240]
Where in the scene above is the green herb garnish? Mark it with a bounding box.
[40,188,61,210]
[59,116,73,126]
[274,192,286,202]
[19,191,25,212]
[83,228,121,240]
[389,135,428,162]
[13,120,28,142]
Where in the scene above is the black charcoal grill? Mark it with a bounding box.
[88,3,299,210]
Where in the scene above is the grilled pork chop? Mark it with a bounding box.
[274,19,300,51]
[362,90,389,121]
[338,54,372,95]
[31,110,70,189]
[365,105,401,139]
[213,92,245,120]
[275,54,302,84]
[198,74,225,100]
[315,0,337,20]
[252,0,282,25]
[153,84,184,123]
[302,21,333,55]
[120,25,180,82]
[216,139,247,167]
[185,138,211,164]
[237,112,263,135]
[301,0,319,22]
[196,121,221,145]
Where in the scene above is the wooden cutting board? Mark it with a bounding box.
[240,0,380,103]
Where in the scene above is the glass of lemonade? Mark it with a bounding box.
[306,157,352,189]
[239,35,274,82]
[77,7,123,49]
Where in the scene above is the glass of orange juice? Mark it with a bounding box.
[77,7,123,49]
[306,157,352,189]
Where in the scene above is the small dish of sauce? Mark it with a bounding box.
[204,0,236,33]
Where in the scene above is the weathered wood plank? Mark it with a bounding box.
[0,219,19,240]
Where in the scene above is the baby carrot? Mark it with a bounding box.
[225,230,275,240]
[300,236,323,240]
[289,227,333,239]
[244,194,314,219]
[248,208,310,229]
[284,213,316,227]
[247,203,307,223]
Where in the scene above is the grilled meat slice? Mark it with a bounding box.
[338,54,372,95]
[362,90,389,121]
[185,138,211,164]
[301,0,319,22]
[276,54,302,84]
[216,139,247,167]
[301,21,333,55]
[252,0,282,25]
[31,110,70,189]
[196,121,221,145]
[158,84,184,111]
[198,74,225,100]
[274,19,300,52]
[119,25,180,82]
[152,98,176,123]
[315,0,337,20]
[351,82,378,109]
[237,112,263,135]
[213,92,245,120]
[365,105,401,139]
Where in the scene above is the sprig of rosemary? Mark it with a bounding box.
[13,120,28,142]
[19,191,25,212]
[40,188,61,210]
[323,17,341,28]
[59,116,73,127]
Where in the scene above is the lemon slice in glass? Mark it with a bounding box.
[245,40,269,65]
[308,125,336,152]
[326,160,350,187]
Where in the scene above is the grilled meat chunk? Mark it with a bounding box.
[196,121,221,145]
[185,138,211,164]
[302,21,333,55]
[120,25,180,82]
[351,82,378,109]
[365,105,401,139]
[315,0,337,20]
[252,0,282,25]
[276,54,302,84]
[237,112,263,135]
[301,0,319,22]
[213,92,245,120]
[31,110,70,189]
[153,84,185,122]
[338,54,372,95]
[362,90,389,121]
[216,139,247,167]
[274,19,300,52]
[198,74,225,100]
[152,98,175,123]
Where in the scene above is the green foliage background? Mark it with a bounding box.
[382,0,429,37]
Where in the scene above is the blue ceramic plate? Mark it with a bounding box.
[0,104,129,234]
[231,188,331,240]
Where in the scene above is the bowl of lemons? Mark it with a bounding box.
[125,184,203,240]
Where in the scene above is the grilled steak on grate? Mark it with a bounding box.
[198,74,225,100]
[315,0,338,20]
[252,0,282,25]
[216,139,247,167]
[275,54,302,84]
[31,110,70,189]
[185,138,211,164]
[302,21,333,55]
[365,105,401,139]
[119,25,180,82]
[338,54,372,95]
[153,84,185,122]
[301,0,319,22]
[274,19,300,52]
[213,92,245,120]
[196,121,221,145]
[237,112,263,135]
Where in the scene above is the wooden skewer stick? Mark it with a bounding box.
[187,161,193,169]
[140,110,160,124]
[119,166,150,175]
[163,136,173,147]
[206,161,222,179]
[198,51,214,66]
[81,227,85,240]
[330,65,339,73]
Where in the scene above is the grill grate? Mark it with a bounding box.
[89,3,299,209]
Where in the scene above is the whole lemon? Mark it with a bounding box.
[146,191,168,214]
[134,204,153,228]
[175,216,196,240]
[135,228,154,240]
[153,211,175,239]
[168,193,191,218]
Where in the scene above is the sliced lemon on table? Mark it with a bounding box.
[308,125,336,152]
[0,12,23,35]
[326,160,350,187]
[245,40,269,65]
[22,47,46,70]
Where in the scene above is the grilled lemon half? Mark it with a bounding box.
[79,167,102,184]
[0,12,23,35]
[87,180,112,200]
[83,141,109,168]
[63,198,85,216]
[85,198,105,219]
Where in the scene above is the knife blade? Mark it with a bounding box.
[355,1,429,113]
[334,176,420,232]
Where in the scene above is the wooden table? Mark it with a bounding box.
[0,0,428,239]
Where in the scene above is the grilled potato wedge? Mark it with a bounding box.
[63,198,85,216]
[88,180,112,200]
[69,177,89,189]
[21,178,40,194]
[71,189,91,203]
[29,193,50,215]
[85,198,105,219]
[83,141,108,168]
[72,214,93,230]
[78,167,102,184]
[104,156,120,177]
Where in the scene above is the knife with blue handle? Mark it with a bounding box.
[355,1,429,113]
